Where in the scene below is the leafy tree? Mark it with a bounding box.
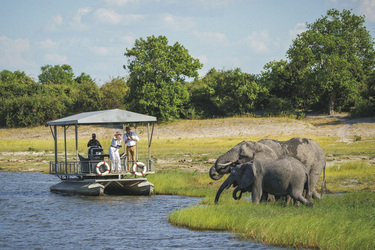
[100,77,128,110]
[0,70,43,127]
[287,9,375,114]
[39,64,75,85]
[72,73,103,112]
[0,70,40,99]
[189,68,266,117]
[124,35,202,120]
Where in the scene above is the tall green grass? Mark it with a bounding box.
[169,192,375,249]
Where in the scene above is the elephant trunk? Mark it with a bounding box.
[214,178,233,204]
[209,166,224,180]
[232,186,242,200]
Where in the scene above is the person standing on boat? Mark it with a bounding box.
[87,133,102,148]
[109,131,122,172]
[123,126,139,172]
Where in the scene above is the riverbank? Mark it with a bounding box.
[1,114,375,248]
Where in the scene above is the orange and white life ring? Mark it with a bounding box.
[96,161,110,176]
[132,162,147,176]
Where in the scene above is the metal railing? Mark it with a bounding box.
[49,157,154,176]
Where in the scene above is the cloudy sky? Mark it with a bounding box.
[1,0,375,85]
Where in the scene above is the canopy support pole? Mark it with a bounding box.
[64,126,69,173]
[75,125,79,173]
[50,125,58,173]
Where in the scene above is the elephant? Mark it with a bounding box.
[209,137,326,201]
[214,157,313,206]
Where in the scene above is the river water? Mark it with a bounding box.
[0,172,280,249]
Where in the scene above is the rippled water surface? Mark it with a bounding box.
[0,172,279,249]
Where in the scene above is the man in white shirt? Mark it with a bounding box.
[123,126,139,172]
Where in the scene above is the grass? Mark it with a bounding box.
[169,192,375,249]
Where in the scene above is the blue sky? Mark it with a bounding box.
[1,0,375,85]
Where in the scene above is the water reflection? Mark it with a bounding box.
[0,172,279,249]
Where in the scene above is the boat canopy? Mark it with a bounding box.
[46,109,157,126]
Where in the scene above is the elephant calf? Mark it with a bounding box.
[214,157,313,206]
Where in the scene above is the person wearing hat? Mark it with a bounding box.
[87,133,102,148]
[109,131,122,172]
[123,126,139,172]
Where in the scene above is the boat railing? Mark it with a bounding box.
[49,157,155,177]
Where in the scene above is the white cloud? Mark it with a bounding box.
[37,39,58,49]
[161,14,196,31]
[196,54,208,65]
[0,36,33,68]
[90,46,116,56]
[45,14,63,32]
[358,0,375,21]
[94,8,124,24]
[243,31,271,53]
[193,31,227,45]
[70,7,92,30]
[104,0,138,6]
[289,22,306,40]
[44,53,69,64]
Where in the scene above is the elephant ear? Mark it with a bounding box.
[239,162,256,190]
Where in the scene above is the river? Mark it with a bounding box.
[0,172,281,249]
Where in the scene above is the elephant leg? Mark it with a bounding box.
[290,190,313,207]
[260,192,268,202]
[308,169,324,200]
[251,185,262,204]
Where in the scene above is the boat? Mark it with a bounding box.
[46,109,157,196]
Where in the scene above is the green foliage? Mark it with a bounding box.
[100,77,128,110]
[73,73,103,113]
[124,35,202,121]
[38,64,75,85]
[189,68,267,117]
[287,9,375,114]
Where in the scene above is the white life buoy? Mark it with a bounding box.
[96,161,110,176]
[132,162,147,176]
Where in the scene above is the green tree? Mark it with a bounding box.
[0,70,44,127]
[38,64,77,116]
[189,68,266,117]
[73,73,103,112]
[287,9,375,114]
[124,35,202,120]
[39,64,75,85]
[100,77,128,110]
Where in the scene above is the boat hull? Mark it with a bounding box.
[50,178,154,196]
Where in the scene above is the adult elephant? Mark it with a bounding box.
[209,137,326,201]
[214,157,313,206]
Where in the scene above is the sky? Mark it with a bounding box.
[1,0,375,85]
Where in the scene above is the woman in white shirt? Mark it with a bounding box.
[109,131,122,172]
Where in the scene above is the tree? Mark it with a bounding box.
[287,9,375,114]
[100,77,128,110]
[73,73,103,112]
[124,35,202,120]
[189,68,266,117]
[39,64,75,85]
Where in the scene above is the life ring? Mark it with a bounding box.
[132,162,147,176]
[96,161,110,176]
